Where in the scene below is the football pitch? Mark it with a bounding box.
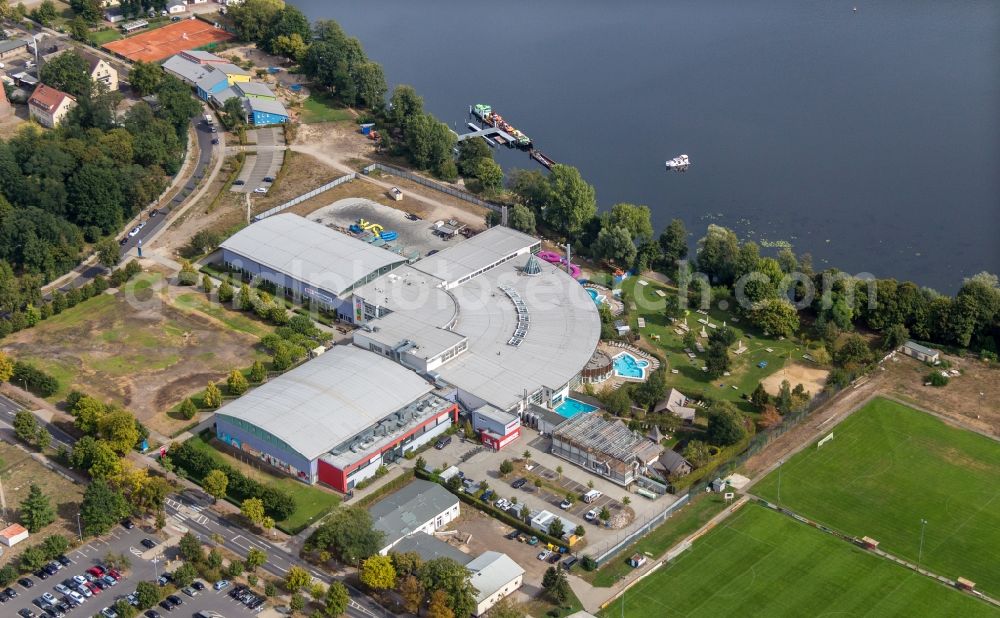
[599,503,997,618]
[754,397,1000,595]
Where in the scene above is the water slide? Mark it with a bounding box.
[537,250,581,279]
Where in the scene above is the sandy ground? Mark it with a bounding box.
[761,362,830,398]
[309,197,458,258]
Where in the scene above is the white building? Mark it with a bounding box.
[0,523,29,547]
[466,551,525,616]
[370,479,460,554]
[530,510,577,540]
[901,340,940,364]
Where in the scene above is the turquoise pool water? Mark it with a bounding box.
[555,397,598,419]
[586,288,604,305]
[614,352,650,379]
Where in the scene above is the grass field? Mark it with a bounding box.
[185,433,340,534]
[301,93,355,124]
[754,397,1000,595]
[90,28,122,45]
[584,494,729,587]
[600,503,997,618]
[613,276,814,412]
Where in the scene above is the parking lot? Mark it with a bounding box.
[231,128,285,194]
[0,522,262,618]
[309,197,459,257]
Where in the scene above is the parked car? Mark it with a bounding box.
[213,580,230,591]
[101,606,118,618]
[527,536,539,546]
[233,179,245,186]
[548,552,563,564]
[585,509,597,521]
[54,585,70,596]
[18,608,34,618]
[67,590,84,605]
[166,594,182,606]
[536,550,551,561]
[75,585,91,598]
[561,556,579,570]
[434,436,452,450]
[253,187,267,194]
[56,556,71,567]
[144,610,161,618]
[120,519,134,530]
[3,587,18,600]
[87,567,105,578]
[108,569,123,581]
[559,499,573,510]
[263,176,274,182]
[191,581,205,592]
[511,478,527,489]
[19,578,35,589]
[41,592,56,605]
[181,586,196,597]
[505,530,520,541]
[71,576,86,586]
[34,570,49,580]
[140,539,157,550]
[102,575,117,586]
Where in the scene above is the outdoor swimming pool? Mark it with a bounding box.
[586,288,605,306]
[554,397,598,419]
[614,352,650,379]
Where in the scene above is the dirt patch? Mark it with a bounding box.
[881,353,1000,437]
[761,362,830,398]
[0,275,269,431]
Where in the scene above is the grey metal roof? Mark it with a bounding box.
[414,226,540,286]
[245,96,288,117]
[903,340,939,357]
[0,39,28,54]
[162,54,213,84]
[220,213,408,296]
[236,81,276,98]
[474,405,517,427]
[466,551,524,603]
[211,87,238,105]
[183,50,223,62]
[215,62,250,76]
[215,345,432,461]
[391,532,472,566]
[370,479,458,542]
[194,67,227,92]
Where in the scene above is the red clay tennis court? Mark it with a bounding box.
[103,20,234,63]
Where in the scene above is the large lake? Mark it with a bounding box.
[291,0,1000,292]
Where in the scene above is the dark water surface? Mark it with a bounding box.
[292,0,1000,292]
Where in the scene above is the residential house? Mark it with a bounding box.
[80,50,119,91]
[654,388,696,423]
[166,0,187,14]
[369,479,460,555]
[654,449,693,478]
[28,84,76,128]
[466,551,524,616]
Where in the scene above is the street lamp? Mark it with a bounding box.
[76,510,82,542]
[918,519,928,566]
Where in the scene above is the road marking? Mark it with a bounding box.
[271,564,287,573]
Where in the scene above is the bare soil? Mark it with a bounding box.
[761,362,830,398]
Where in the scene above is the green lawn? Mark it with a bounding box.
[185,433,340,534]
[300,93,355,124]
[617,276,810,411]
[90,28,122,45]
[600,503,996,618]
[173,292,273,338]
[584,494,729,587]
[754,397,1000,595]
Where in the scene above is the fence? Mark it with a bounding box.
[361,163,504,214]
[252,173,357,221]
[590,492,691,566]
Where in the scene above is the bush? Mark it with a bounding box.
[11,361,59,397]
[927,372,949,387]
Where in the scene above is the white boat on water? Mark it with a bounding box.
[665,154,690,169]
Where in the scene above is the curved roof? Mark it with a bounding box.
[220,213,407,297]
[215,345,432,460]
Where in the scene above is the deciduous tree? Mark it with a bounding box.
[81,480,130,536]
[227,369,249,395]
[285,565,311,592]
[203,469,229,502]
[325,581,349,616]
[360,554,396,591]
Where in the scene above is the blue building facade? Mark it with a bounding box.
[250,109,289,125]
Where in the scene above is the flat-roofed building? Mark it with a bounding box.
[219,213,408,319]
[550,412,663,486]
[214,345,458,491]
[466,551,524,616]
[471,404,520,451]
[369,479,461,554]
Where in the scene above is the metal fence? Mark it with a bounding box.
[591,492,691,566]
[361,163,504,214]
[252,173,357,221]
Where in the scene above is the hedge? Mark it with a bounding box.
[415,468,569,551]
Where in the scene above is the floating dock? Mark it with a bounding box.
[530,149,556,170]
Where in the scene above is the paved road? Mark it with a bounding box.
[0,396,385,618]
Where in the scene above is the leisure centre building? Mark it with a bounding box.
[214,214,600,491]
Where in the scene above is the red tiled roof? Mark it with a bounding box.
[0,523,28,539]
[29,84,74,112]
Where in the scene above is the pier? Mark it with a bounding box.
[456,125,517,145]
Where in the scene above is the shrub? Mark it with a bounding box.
[927,372,949,387]
[11,361,59,397]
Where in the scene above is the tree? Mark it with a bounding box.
[606,203,654,243]
[659,218,689,266]
[203,381,223,408]
[40,51,92,98]
[750,383,770,409]
[88,440,123,479]
[0,564,18,587]
[705,341,731,378]
[427,589,455,618]
[35,427,51,450]
[476,158,504,194]
[835,334,873,368]
[203,469,229,502]
[757,405,782,430]
[324,580,349,617]
[249,360,267,383]
[179,398,197,420]
[134,581,160,609]
[747,298,800,337]
[706,403,747,446]
[20,483,56,532]
[682,440,712,467]
[96,237,120,269]
[354,61,387,110]
[520,504,531,521]
[285,565,311,592]
[227,369,249,396]
[541,566,570,605]
[697,225,740,284]
[242,497,266,525]
[246,547,267,571]
[81,480,130,536]
[128,60,162,96]
[594,225,638,267]
[543,164,597,237]
[13,410,39,444]
[272,32,309,62]
[389,85,424,126]
[178,532,203,563]
[404,113,455,172]
[418,557,477,618]
[398,575,423,614]
[30,0,58,27]
[98,409,140,455]
[42,534,69,559]
[547,517,565,539]
[0,351,13,382]
[599,506,611,522]
[499,459,513,477]
[173,562,197,587]
[360,554,396,591]
[506,203,536,234]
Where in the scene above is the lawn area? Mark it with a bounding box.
[184,433,340,534]
[173,292,273,338]
[301,93,355,124]
[600,503,997,618]
[616,276,812,412]
[90,28,122,45]
[754,397,1000,596]
[583,494,729,587]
